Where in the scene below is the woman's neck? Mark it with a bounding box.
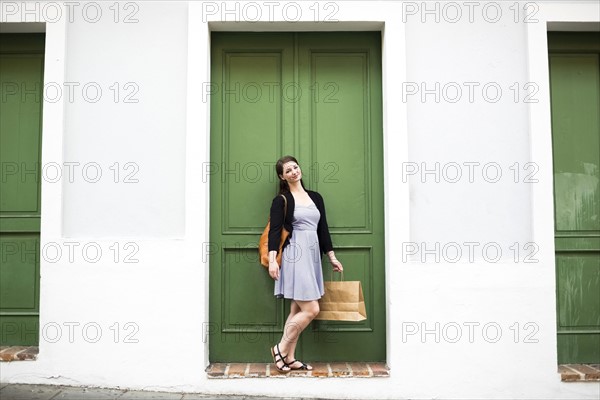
[288,181,304,193]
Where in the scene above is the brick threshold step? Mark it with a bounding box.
[558,364,600,382]
[0,346,37,361]
[206,362,389,378]
[2,346,598,382]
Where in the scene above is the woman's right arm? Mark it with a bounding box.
[267,195,285,251]
[268,250,279,280]
[267,195,285,279]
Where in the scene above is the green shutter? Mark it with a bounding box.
[0,33,45,346]
[549,32,600,364]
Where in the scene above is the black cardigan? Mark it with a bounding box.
[267,190,334,257]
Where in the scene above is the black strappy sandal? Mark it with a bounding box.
[270,344,290,373]
[287,359,312,371]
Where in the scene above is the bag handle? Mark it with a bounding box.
[328,270,344,281]
[280,194,287,219]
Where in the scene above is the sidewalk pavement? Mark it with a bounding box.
[0,383,320,400]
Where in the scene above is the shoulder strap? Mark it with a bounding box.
[279,194,287,219]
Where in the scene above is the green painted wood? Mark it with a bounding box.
[210,32,385,362]
[0,33,44,346]
[0,234,39,310]
[0,316,39,346]
[0,218,40,232]
[547,32,600,53]
[0,33,45,53]
[209,33,294,362]
[556,255,600,327]
[298,33,385,362]
[549,32,600,364]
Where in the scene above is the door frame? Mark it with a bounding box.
[186,16,400,367]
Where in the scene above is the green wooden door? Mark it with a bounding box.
[549,32,600,364]
[209,32,385,362]
[0,34,45,346]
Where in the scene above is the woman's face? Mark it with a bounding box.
[280,161,302,183]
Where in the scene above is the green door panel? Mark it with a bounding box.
[0,55,43,213]
[550,55,600,233]
[210,32,385,362]
[0,235,40,308]
[549,32,600,364]
[297,33,385,361]
[0,33,44,346]
[209,34,294,362]
[556,254,600,328]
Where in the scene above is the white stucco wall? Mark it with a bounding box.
[1,1,599,399]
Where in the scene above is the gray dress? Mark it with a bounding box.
[274,203,325,301]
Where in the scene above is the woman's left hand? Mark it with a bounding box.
[327,251,343,272]
[330,258,343,272]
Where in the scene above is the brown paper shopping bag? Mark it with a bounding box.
[315,272,367,321]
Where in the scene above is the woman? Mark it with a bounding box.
[267,155,343,373]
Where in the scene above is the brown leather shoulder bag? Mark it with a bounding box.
[259,194,289,268]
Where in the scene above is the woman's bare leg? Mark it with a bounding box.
[279,301,301,359]
[271,301,300,371]
[276,300,319,370]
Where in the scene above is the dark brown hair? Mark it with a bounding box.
[276,155,306,194]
